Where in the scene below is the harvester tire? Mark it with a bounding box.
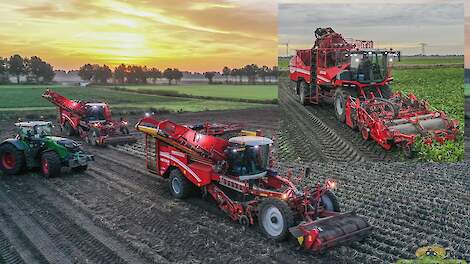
[169,169,194,199]
[0,143,25,175]
[41,151,61,178]
[88,129,100,146]
[334,89,349,122]
[72,165,88,173]
[320,190,341,212]
[299,81,308,105]
[258,199,294,241]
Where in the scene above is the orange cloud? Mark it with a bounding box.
[0,0,277,72]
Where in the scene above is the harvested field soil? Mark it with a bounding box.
[0,106,468,263]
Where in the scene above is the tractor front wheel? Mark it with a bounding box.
[0,144,25,175]
[169,169,194,199]
[258,199,294,241]
[41,151,62,178]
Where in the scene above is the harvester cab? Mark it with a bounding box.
[84,103,108,122]
[346,50,398,84]
[226,136,273,180]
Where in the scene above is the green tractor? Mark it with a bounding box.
[0,121,94,178]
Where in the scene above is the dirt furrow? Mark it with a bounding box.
[279,85,365,162]
[278,78,396,162]
[0,176,132,264]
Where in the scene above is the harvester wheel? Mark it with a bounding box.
[72,165,88,173]
[320,190,341,212]
[0,143,25,175]
[334,89,351,123]
[299,81,308,105]
[88,129,100,146]
[41,151,61,178]
[169,169,194,199]
[258,199,294,241]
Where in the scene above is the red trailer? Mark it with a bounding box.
[42,89,136,146]
[289,27,458,151]
[135,116,371,253]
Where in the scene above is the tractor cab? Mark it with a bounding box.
[226,136,273,180]
[345,50,399,83]
[15,121,53,140]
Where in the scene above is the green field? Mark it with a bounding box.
[395,56,463,65]
[0,85,269,118]
[107,84,277,101]
[278,55,463,68]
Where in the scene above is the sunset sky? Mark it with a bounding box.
[0,0,276,72]
[279,0,463,58]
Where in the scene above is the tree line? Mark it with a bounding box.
[78,64,184,85]
[79,63,278,85]
[0,54,55,84]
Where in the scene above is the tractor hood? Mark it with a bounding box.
[46,136,81,150]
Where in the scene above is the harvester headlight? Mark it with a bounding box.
[281,193,288,200]
[145,112,150,117]
[326,180,337,189]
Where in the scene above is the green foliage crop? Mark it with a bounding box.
[412,135,464,163]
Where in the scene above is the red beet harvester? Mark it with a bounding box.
[289,28,458,151]
[42,89,136,146]
[135,116,371,252]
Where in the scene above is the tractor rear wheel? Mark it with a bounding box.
[41,151,61,178]
[258,199,294,241]
[169,169,194,199]
[320,190,341,212]
[0,144,25,175]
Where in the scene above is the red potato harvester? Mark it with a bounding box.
[135,116,371,252]
[42,89,136,146]
[289,27,458,151]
